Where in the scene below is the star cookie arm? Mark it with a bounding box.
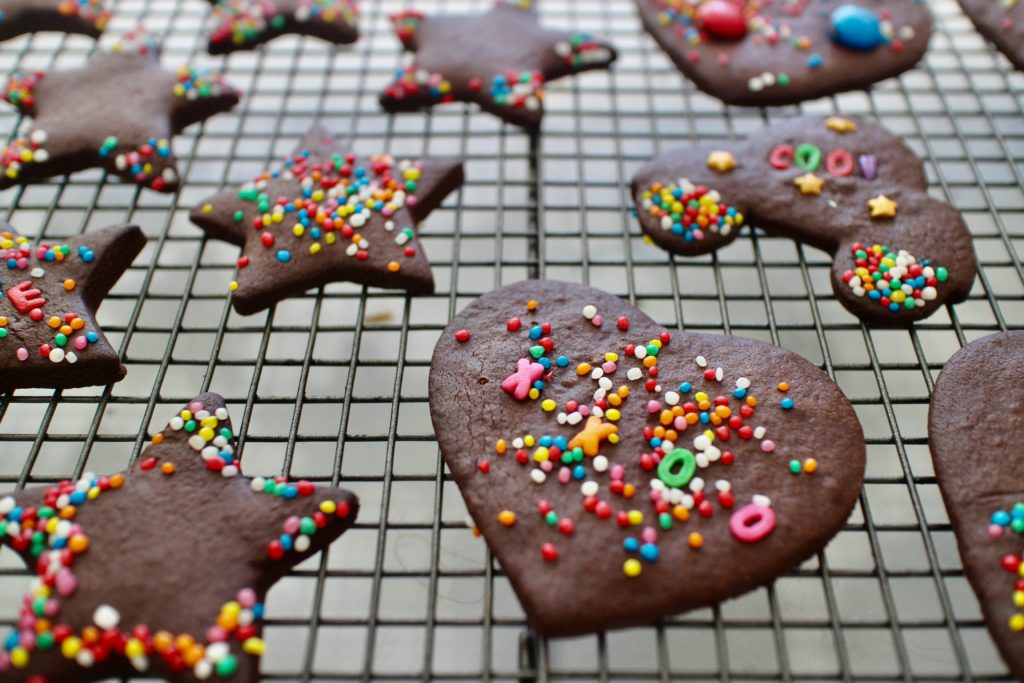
[167,65,242,132]
[62,224,148,310]
[0,0,111,42]
[407,157,465,224]
[207,0,360,54]
[3,68,44,115]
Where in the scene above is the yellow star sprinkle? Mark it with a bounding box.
[706,150,736,173]
[867,194,898,218]
[825,116,857,133]
[793,173,825,195]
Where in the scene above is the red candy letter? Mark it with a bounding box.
[768,144,794,170]
[825,148,854,177]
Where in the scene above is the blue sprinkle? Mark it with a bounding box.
[781,398,795,410]
[640,543,659,562]
[538,357,552,369]
[623,537,639,552]
[69,491,86,505]
[283,485,298,499]
[280,535,293,551]
[553,436,568,451]
[993,510,1012,526]
[572,465,586,480]
[533,380,545,390]
[539,435,553,448]
[679,382,692,393]
[556,355,569,367]
[86,332,99,343]
[529,325,543,340]
[733,388,747,399]
[699,412,710,424]
[276,250,292,263]
[649,437,662,448]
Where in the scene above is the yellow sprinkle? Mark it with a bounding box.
[623,558,642,577]
[541,399,556,412]
[605,408,622,422]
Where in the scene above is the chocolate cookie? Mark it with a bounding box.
[0,392,359,682]
[0,0,110,41]
[0,221,146,394]
[635,0,931,106]
[206,0,358,54]
[631,115,976,326]
[956,0,1024,71]
[929,331,1024,679]
[429,279,865,637]
[190,125,464,315]
[0,28,240,192]
[380,0,617,129]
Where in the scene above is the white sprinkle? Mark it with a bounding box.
[65,352,77,364]
[221,465,239,478]
[695,355,707,368]
[129,654,149,672]
[705,445,721,462]
[715,367,724,381]
[634,345,647,359]
[213,436,228,448]
[593,455,608,473]
[512,438,524,449]
[206,642,230,663]
[251,476,266,492]
[581,480,599,497]
[0,497,14,515]
[681,493,694,509]
[592,405,604,419]
[48,348,65,363]
[754,426,767,439]
[31,267,44,278]
[194,659,213,680]
[201,446,219,461]
[294,535,311,553]
[188,435,206,451]
[664,391,680,406]
[695,452,709,468]
[531,469,547,484]
[582,304,597,319]
[169,417,184,431]
[627,367,643,381]
[736,377,751,389]
[752,494,772,508]
[556,412,567,425]
[715,479,732,492]
[689,477,705,492]
[76,649,95,668]
[650,478,665,492]
[598,377,613,391]
[693,434,711,451]
[590,367,604,380]
[566,411,583,426]
[30,129,47,144]
[93,604,120,631]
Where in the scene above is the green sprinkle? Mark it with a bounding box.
[299,517,316,535]
[529,345,545,359]
[788,459,802,474]
[936,266,949,282]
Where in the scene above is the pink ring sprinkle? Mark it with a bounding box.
[729,503,776,543]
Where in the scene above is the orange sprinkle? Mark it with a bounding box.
[688,532,704,549]
[151,433,164,445]
[495,439,507,455]
[803,458,818,473]
[526,299,538,311]
[109,473,125,488]
[161,462,176,476]
[68,533,89,553]
[777,382,789,392]
[672,505,690,522]
[387,261,400,272]
[63,279,75,291]
[498,510,517,526]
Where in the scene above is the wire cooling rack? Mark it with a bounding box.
[0,0,1022,680]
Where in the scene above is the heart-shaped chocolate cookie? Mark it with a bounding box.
[929,331,1024,679]
[635,0,931,106]
[429,279,865,636]
[632,115,976,326]
[956,0,1024,72]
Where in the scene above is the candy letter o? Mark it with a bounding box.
[729,503,777,543]
[657,448,697,488]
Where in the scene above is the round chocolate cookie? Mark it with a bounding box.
[929,331,1024,679]
[429,279,865,637]
[635,0,931,106]
[631,115,976,326]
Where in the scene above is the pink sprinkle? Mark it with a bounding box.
[610,464,625,481]
[18,631,35,650]
[578,405,590,417]
[990,524,1005,538]
[540,460,554,473]
[601,361,617,374]
[73,336,88,350]
[44,599,59,617]
[646,400,661,414]
[641,526,658,544]
[55,568,78,597]
[189,401,204,413]
[760,440,776,453]
[558,467,571,484]
[674,416,687,430]
[591,314,603,327]
[283,515,301,535]
[206,626,228,643]
[0,651,10,672]
[16,348,28,362]
[649,489,662,502]
[238,588,257,608]
[407,195,418,207]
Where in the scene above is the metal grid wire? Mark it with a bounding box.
[0,0,1022,679]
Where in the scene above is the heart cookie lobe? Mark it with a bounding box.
[429,279,865,636]
[632,115,976,326]
[930,331,1024,679]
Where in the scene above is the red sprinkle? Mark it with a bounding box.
[455,329,471,343]
[541,542,558,562]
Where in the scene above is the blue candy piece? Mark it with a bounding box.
[623,537,639,552]
[640,543,660,562]
[993,510,1012,526]
[830,5,885,51]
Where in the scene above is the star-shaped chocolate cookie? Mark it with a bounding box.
[0,392,359,682]
[380,0,617,128]
[0,0,111,42]
[190,125,464,315]
[0,28,241,192]
[0,221,146,394]
[206,0,359,54]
